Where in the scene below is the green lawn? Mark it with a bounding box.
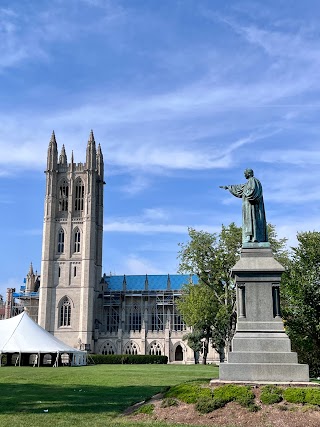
[0,364,218,427]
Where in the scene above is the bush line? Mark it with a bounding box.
[90,354,168,364]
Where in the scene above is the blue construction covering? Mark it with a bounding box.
[104,274,198,292]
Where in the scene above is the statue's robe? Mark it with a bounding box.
[228,177,268,243]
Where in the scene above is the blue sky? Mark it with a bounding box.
[1,0,320,297]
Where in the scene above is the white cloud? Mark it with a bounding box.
[123,255,163,275]
[104,219,214,234]
[104,221,187,234]
[142,208,169,220]
[0,277,20,299]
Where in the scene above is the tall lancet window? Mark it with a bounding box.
[58,179,69,211]
[59,297,71,327]
[57,229,65,253]
[74,228,81,253]
[74,179,84,211]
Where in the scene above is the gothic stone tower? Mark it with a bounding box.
[38,131,104,351]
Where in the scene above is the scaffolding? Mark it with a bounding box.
[10,289,39,323]
[102,290,186,334]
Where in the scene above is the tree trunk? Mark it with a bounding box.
[201,339,209,364]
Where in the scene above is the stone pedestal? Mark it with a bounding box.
[219,244,309,382]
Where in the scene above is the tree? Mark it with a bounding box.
[177,223,288,364]
[280,231,320,377]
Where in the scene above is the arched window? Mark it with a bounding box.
[73,266,77,277]
[58,179,69,212]
[74,179,84,211]
[57,229,65,253]
[149,342,162,356]
[124,341,139,355]
[74,228,81,252]
[59,297,71,327]
[101,342,115,355]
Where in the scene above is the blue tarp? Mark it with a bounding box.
[104,274,198,291]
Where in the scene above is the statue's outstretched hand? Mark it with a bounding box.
[219,186,229,190]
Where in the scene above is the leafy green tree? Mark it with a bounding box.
[177,223,288,364]
[281,231,320,377]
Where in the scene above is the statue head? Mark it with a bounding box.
[244,168,254,179]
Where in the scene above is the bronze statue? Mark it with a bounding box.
[220,169,268,243]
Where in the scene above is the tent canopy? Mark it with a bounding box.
[0,311,86,365]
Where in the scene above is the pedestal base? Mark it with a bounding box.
[219,362,309,382]
[219,245,310,383]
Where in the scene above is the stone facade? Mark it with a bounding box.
[38,131,104,351]
[20,132,220,364]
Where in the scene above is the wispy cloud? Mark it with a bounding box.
[104,220,214,234]
[122,254,163,275]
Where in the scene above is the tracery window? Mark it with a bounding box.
[74,228,81,252]
[58,179,69,212]
[125,341,138,355]
[74,179,84,211]
[59,297,71,327]
[101,342,115,355]
[57,229,65,253]
[149,342,162,356]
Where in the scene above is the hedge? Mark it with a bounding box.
[90,354,168,364]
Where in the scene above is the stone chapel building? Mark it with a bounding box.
[7,132,219,364]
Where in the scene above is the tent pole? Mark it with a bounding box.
[0,352,2,367]
[38,352,40,368]
[19,352,21,367]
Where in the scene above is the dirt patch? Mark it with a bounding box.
[125,387,320,427]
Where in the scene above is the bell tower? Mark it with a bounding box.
[38,131,104,350]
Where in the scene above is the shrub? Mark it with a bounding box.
[90,354,168,364]
[305,388,320,406]
[283,388,306,404]
[165,383,212,404]
[195,396,226,413]
[213,385,255,408]
[161,398,179,408]
[135,404,154,415]
[260,385,283,404]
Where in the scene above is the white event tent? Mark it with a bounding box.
[0,311,86,367]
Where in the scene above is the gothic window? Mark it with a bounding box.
[104,306,120,332]
[58,179,69,212]
[74,179,84,211]
[57,229,65,253]
[173,314,185,331]
[126,305,141,332]
[74,228,81,252]
[149,342,162,356]
[59,297,71,327]
[73,266,77,277]
[125,341,139,355]
[150,305,164,331]
[101,342,115,355]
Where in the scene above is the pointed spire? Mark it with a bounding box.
[47,131,58,170]
[49,130,57,145]
[71,150,74,163]
[28,262,34,276]
[86,129,96,169]
[96,143,104,178]
[88,129,95,144]
[59,144,67,164]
